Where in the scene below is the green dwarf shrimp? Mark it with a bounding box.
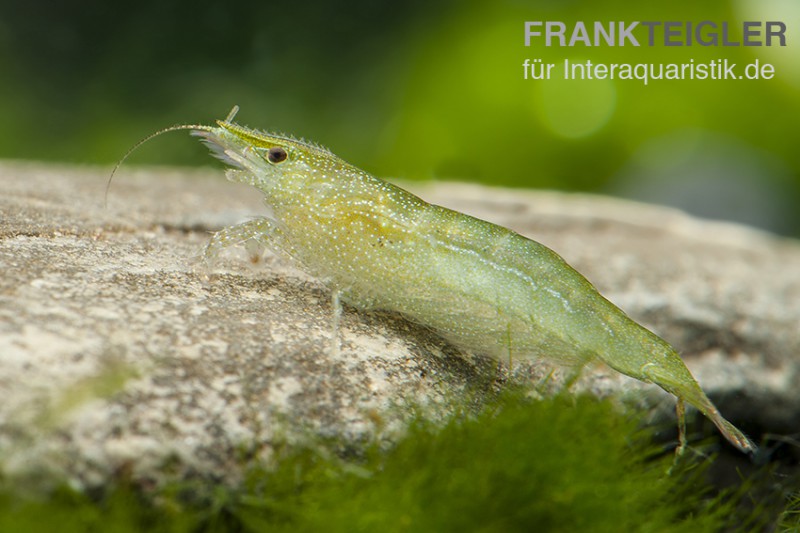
[109,106,756,455]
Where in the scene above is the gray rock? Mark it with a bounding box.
[1,161,798,488]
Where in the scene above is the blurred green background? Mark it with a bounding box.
[1,0,798,235]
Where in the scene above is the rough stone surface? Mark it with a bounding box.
[1,161,798,488]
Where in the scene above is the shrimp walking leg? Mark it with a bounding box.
[202,218,280,267]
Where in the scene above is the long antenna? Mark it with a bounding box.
[104,123,215,208]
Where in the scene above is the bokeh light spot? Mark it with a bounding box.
[533,68,617,139]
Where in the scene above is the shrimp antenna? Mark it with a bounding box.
[106,106,241,207]
[105,122,216,208]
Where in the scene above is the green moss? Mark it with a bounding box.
[0,392,784,532]
[779,491,800,531]
[237,393,725,533]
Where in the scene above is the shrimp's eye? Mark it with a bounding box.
[267,147,288,163]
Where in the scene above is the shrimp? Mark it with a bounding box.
[111,106,756,455]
